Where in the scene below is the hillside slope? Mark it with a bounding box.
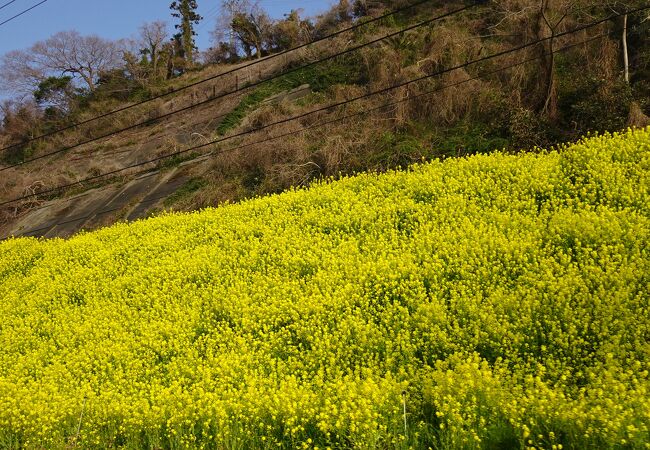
[0,128,648,449]
[2,1,649,240]
[0,55,293,239]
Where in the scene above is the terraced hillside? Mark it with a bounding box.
[0,128,648,449]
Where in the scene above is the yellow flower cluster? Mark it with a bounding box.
[0,128,648,449]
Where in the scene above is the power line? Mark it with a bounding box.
[3,33,607,239]
[195,3,221,32]
[4,3,639,174]
[0,0,439,155]
[0,9,633,207]
[0,19,630,208]
[212,35,610,160]
[0,1,477,170]
[0,0,47,27]
[0,0,19,11]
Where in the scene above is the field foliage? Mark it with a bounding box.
[0,129,649,449]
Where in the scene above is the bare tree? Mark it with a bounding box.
[487,0,577,120]
[0,50,44,100]
[121,38,151,88]
[0,31,122,96]
[213,0,253,47]
[599,1,648,84]
[212,0,276,59]
[139,21,169,74]
[536,0,575,120]
[231,7,273,59]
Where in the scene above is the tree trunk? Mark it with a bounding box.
[81,71,95,92]
[542,35,558,121]
[534,1,558,121]
[181,0,194,66]
[166,55,174,80]
[151,45,158,74]
[622,13,629,83]
[183,16,193,65]
[255,40,262,59]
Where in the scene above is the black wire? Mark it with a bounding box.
[212,34,610,159]
[0,0,19,11]
[4,33,608,239]
[0,0,46,27]
[0,2,477,170]
[2,8,633,208]
[0,0,439,155]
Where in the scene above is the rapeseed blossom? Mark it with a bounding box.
[0,129,648,448]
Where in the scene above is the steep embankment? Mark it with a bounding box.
[0,129,648,449]
[5,2,649,241]
[0,55,349,240]
[0,55,304,238]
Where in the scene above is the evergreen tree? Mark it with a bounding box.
[170,0,203,65]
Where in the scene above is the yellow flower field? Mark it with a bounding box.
[0,129,649,449]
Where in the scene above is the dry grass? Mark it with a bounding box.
[0,8,638,235]
[0,14,448,227]
[628,101,650,128]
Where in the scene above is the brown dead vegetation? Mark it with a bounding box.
[1,0,648,235]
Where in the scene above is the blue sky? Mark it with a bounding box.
[0,0,334,56]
